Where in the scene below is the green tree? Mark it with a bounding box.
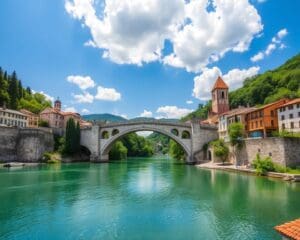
[8,71,19,109]
[228,122,244,165]
[169,140,186,161]
[63,118,80,155]
[0,67,9,107]
[211,139,229,165]
[109,141,128,160]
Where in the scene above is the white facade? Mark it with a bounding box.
[0,108,28,128]
[277,100,300,132]
[218,115,228,140]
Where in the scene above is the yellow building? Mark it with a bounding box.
[20,109,39,128]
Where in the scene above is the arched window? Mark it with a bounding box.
[112,129,119,136]
[221,91,225,99]
[171,129,179,136]
[181,130,191,139]
[101,131,109,139]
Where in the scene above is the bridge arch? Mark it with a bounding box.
[100,125,192,161]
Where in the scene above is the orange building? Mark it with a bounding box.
[246,99,289,138]
[20,109,39,128]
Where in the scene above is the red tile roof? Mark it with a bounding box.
[212,76,228,91]
[275,218,300,240]
[280,98,300,108]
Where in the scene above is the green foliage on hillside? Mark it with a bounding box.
[83,113,127,123]
[0,67,51,113]
[109,141,128,160]
[181,102,211,122]
[169,140,186,161]
[229,54,300,108]
[147,132,170,154]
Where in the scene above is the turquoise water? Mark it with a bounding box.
[0,158,299,240]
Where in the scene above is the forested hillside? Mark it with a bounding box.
[182,53,300,121]
[229,53,300,108]
[0,68,51,113]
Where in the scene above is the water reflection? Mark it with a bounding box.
[0,158,299,240]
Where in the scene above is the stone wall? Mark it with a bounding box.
[0,126,54,162]
[231,137,300,167]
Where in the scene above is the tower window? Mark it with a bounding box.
[221,91,225,99]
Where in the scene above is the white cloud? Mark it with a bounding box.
[277,28,288,39]
[251,28,288,62]
[251,52,264,62]
[156,106,193,119]
[82,108,90,114]
[84,40,97,48]
[186,100,193,105]
[95,86,121,101]
[136,131,153,137]
[65,0,184,65]
[193,66,259,100]
[64,107,77,112]
[73,91,94,103]
[65,0,262,72]
[140,110,153,118]
[67,75,96,90]
[120,114,128,119]
[163,0,263,72]
[265,43,276,55]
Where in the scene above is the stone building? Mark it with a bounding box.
[245,99,289,138]
[0,107,28,128]
[39,98,91,134]
[277,98,300,133]
[20,109,39,128]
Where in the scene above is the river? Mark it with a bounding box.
[0,158,299,239]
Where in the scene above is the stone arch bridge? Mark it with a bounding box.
[80,120,218,164]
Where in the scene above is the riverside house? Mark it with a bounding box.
[277,98,300,133]
[0,107,28,128]
[245,99,289,138]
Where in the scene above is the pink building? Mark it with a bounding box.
[40,99,91,133]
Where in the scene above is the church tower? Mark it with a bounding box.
[211,76,229,115]
[54,98,61,111]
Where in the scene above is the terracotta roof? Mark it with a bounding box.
[221,107,257,117]
[275,218,300,240]
[247,98,289,113]
[279,98,300,108]
[212,76,228,91]
[40,107,62,115]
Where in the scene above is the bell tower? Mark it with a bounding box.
[54,98,61,111]
[211,76,229,115]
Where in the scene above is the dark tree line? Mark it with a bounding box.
[63,118,81,155]
[0,67,51,113]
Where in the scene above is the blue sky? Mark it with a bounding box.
[0,0,299,119]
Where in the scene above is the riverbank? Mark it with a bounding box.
[196,161,300,182]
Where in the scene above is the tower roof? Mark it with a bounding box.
[212,76,228,91]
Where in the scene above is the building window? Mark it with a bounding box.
[291,122,294,129]
[298,112,300,117]
[297,103,300,108]
[289,113,293,119]
[281,115,285,120]
[288,105,293,110]
[221,91,225,99]
[255,121,258,128]
[260,120,262,127]
[271,120,274,127]
[282,123,285,129]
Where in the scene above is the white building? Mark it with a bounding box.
[218,107,256,141]
[277,98,300,133]
[0,107,28,128]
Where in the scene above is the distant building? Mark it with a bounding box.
[20,109,39,128]
[218,106,256,141]
[0,107,28,128]
[39,98,91,134]
[277,98,300,133]
[246,99,288,138]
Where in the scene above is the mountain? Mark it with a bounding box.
[182,53,300,121]
[82,113,127,123]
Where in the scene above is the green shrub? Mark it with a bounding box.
[252,154,275,175]
[210,139,229,164]
[252,154,290,175]
[43,152,52,162]
[47,159,60,164]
